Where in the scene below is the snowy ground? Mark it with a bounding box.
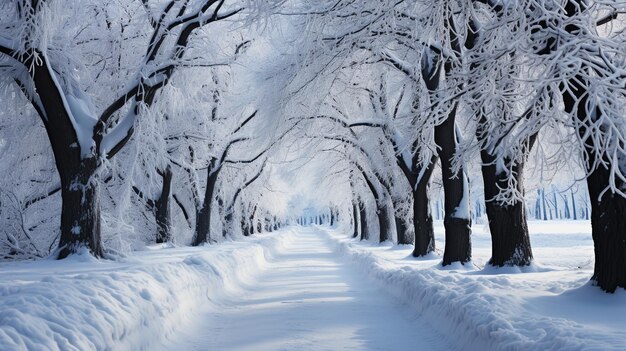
[329,220,626,350]
[158,228,452,351]
[1,221,625,350]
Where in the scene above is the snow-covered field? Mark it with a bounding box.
[328,220,626,350]
[1,221,624,350]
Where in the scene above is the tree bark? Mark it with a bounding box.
[412,186,435,257]
[585,168,626,292]
[352,202,359,238]
[394,212,413,245]
[377,203,392,243]
[359,202,369,240]
[192,164,219,246]
[26,54,104,259]
[241,215,249,236]
[222,210,233,238]
[57,157,103,259]
[421,45,471,264]
[485,199,532,266]
[401,156,438,257]
[562,69,626,292]
[435,106,472,265]
[154,166,173,244]
[480,152,533,266]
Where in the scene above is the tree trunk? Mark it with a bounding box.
[435,106,472,265]
[478,131,533,266]
[541,188,548,221]
[394,212,413,245]
[154,166,173,244]
[412,180,435,257]
[241,216,249,236]
[359,202,369,240]
[586,169,626,292]
[57,157,103,259]
[562,69,626,292]
[249,206,257,235]
[421,46,471,263]
[222,210,233,238]
[352,202,359,238]
[27,54,104,259]
[192,166,219,246]
[571,189,577,220]
[377,203,392,243]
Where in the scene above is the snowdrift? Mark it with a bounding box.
[0,230,295,351]
[323,225,626,351]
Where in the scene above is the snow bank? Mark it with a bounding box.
[0,229,296,351]
[323,225,626,351]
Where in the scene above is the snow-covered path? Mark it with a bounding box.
[162,227,451,351]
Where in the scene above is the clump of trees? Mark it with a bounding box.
[0,0,287,259]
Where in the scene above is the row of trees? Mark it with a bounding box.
[0,1,293,259]
[282,0,625,292]
[1,0,625,294]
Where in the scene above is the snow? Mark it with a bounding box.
[100,102,137,157]
[326,220,626,350]
[65,91,99,158]
[45,56,98,158]
[451,172,470,219]
[1,222,624,351]
[158,227,452,351]
[0,231,294,351]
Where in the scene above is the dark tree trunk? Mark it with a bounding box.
[192,165,219,246]
[463,16,536,265]
[352,202,359,238]
[485,200,532,266]
[359,202,369,240]
[58,157,103,259]
[421,39,472,266]
[480,154,533,266]
[409,157,438,257]
[356,168,389,243]
[571,189,577,220]
[378,203,392,243]
[241,216,249,236]
[27,54,103,259]
[435,106,472,265]
[421,46,471,264]
[249,206,257,235]
[562,66,626,292]
[394,213,413,245]
[154,166,173,244]
[222,210,233,238]
[412,186,435,257]
[586,168,626,292]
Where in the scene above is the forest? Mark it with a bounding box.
[0,1,625,350]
